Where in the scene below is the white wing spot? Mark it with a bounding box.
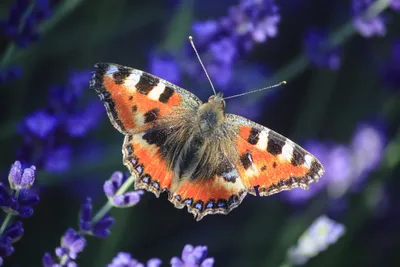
[280,141,294,161]
[256,129,270,150]
[148,82,166,101]
[106,65,119,75]
[124,71,142,91]
[304,154,313,168]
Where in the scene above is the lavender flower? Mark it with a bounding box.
[58,229,86,260]
[391,0,400,10]
[226,0,280,49]
[0,161,38,265]
[0,0,53,47]
[0,221,24,264]
[284,120,386,204]
[43,170,142,266]
[43,228,86,267]
[170,244,214,267]
[149,53,180,85]
[304,29,341,70]
[103,172,144,208]
[352,0,386,38]
[79,197,115,238]
[186,0,280,87]
[350,121,386,188]
[23,110,58,139]
[1,161,39,218]
[18,70,104,173]
[8,161,35,190]
[108,252,162,267]
[287,215,345,265]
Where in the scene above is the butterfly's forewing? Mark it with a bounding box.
[90,63,202,134]
[90,63,202,199]
[225,114,324,196]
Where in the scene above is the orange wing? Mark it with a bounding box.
[169,176,247,221]
[122,133,174,196]
[90,63,202,134]
[225,114,324,196]
[123,129,247,221]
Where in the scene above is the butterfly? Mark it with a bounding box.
[90,63,324,221]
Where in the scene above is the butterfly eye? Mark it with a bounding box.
[221,100,226,109]
[209,95,215,101]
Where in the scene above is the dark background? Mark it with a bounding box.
[1,0,400,266]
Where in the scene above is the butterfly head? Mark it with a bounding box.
[208,93,226,110]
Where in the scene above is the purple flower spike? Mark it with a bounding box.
[15,189,40,218]
[352,0,386,38]
[1,0,53,47]
[92,214,115,238]
[0,237,14,259]
[107,252,143,267]
[288,215,345,265]
[209,38,237,65]
[147,258,162,267]
[79,197,115,238]
[184,0,281,88]
[149,53,180,85]
[2,221,24,242]
[44,145,72,173]
[108,252,161,267]
[171,244,214,267]
[391,0,400,10]
[326,145,354,198]
[8,161,22,187]
[8,161,36,190]
[42,252,57,267]
[103,172,124,198]
[24,110,58,139]
[112,191,144,208]
[58,228,86,260]
[0,221,24,261]
[104,172,144,208]
[304,29,341,70]
[351,122,385,185]
[79,197,93,232]
[1,162,39,217]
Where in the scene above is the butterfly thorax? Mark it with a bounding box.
[197,94,226,134]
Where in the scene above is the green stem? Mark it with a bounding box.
[0,214,13,234]
[0,45,16,69]
[91,174,136,224]
[278,261,292,267]
[60,255,69,265]
[91,201,113,224]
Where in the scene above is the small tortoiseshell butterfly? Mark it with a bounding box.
[90,63,324,221]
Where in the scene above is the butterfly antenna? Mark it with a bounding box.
[189,36,217,96]
[223,81,287,100]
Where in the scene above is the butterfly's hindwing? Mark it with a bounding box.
[122,133,174,196]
